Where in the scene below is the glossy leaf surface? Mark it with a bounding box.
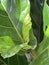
[1,0,32,43]
[0,0,37,58]
[0,3,27,58]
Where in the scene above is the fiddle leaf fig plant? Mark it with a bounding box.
[0,0,49,65]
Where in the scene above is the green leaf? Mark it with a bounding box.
[0,5,28,58]
[1,0,32,43]
[0,9,25,58]
[0,9,22,42]
[0,0,37,58]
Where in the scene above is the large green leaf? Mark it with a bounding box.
[0,2,29,64]
[1,0,31,43]
[0,4,28,58]
[0,8,26,58]
[0,0,37,58]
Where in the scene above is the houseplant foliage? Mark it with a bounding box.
[0,0,49,65]
[29,0,49,65]
[0,0,37,58]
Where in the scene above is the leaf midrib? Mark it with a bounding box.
[1,1,24,43]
